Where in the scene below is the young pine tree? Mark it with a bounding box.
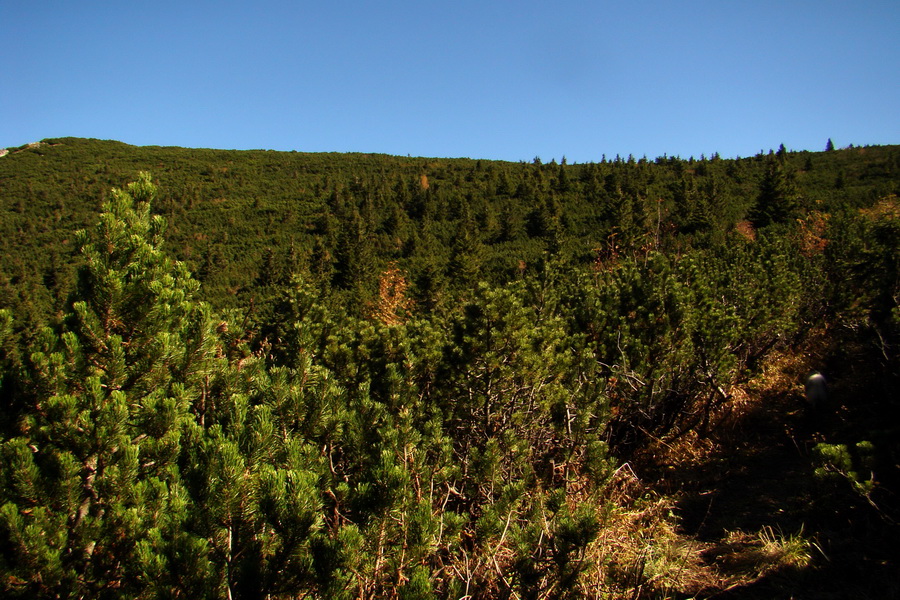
[0,174,217,598]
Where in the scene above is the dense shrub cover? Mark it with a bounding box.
[0,141,897,597]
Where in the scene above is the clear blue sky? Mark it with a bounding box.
[2,1,898,162]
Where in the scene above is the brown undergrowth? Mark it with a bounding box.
[615,326,900,599]
[537,341,821,599]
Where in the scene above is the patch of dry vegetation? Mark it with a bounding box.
[605,335,835,599]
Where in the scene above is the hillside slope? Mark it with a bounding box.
[1,137,896,322]
[0,140,897,598]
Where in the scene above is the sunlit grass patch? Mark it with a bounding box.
[702,526,812,586]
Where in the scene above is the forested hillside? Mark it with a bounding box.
[1,138,896,322]
[0,139,897,598]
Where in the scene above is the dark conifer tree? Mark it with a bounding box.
[447,202,484,292]
[750,158,802,227]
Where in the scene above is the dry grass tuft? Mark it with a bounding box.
[578,465,714,598]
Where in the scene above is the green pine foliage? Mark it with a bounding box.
[1,138,896,322]
[0,174,217,597]
[0,139,897,597]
